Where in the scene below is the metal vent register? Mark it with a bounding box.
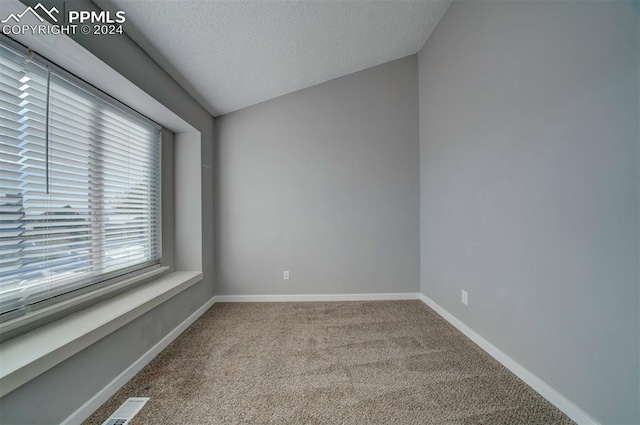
[102,397,150,425]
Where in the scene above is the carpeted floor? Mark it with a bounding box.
[84,301,574,424]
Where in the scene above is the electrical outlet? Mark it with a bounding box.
[283,270,290,280]
[461,290,468,305]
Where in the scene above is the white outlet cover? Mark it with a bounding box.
[461,290,468,305]
[284,270,290,280]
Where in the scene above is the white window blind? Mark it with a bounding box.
[0,39,161,321]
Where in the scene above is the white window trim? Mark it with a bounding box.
[0,0,205,397]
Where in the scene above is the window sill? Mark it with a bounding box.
[0,271,203,397]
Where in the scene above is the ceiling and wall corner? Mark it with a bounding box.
[94,0,451,117]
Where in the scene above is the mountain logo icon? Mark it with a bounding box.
[1,3,59,24]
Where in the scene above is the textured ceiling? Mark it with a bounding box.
[95,0,451,117]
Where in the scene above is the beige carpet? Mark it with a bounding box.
[84,301,574,424]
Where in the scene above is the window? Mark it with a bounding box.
[0,38,161,322]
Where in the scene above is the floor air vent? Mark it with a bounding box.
[102,397,150,425]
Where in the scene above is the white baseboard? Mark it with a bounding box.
[213,292,421,303]
[61,296,216,425]
[418,294,599,425]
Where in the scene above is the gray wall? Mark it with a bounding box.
[0,1,215,423]
[161,128,176,273]
[215,56,420,296]
[418,1,639,424]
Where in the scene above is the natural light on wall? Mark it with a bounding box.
[0,39,162,322]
